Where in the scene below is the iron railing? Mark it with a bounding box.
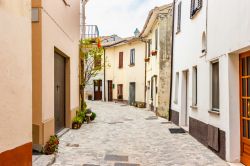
[81,25,99,39]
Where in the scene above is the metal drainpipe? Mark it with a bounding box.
[103,48,106,102]
[168,0,176,121]
[144,41,147,106]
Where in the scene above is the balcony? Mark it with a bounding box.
[81,25,99,39]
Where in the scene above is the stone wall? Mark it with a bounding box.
[157,9,173,118]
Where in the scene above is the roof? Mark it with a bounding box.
[102,36,141,48]
[140,4,172,38]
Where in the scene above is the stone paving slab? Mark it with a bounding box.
[33,101,228,166]
[104,155,129,162]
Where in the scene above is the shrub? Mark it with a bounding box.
[43,135,59,155]
[90,112,96,121]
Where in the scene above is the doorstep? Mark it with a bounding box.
[57,128,70,138]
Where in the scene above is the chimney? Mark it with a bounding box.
[134,28,140,37]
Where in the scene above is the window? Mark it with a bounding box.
[148,39,152,58]
[212,61,219,111]
[32,8,39,22]
[177,2,182,33]
[174,72,179,104]
[192,67,197,106]
[119,52,123,68]
[130,49,135,65]
[190,0,202,18]
[155,29,158,50]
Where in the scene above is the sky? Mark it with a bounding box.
[86,0,172,38]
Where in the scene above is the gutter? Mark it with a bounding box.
[168,0,176,121]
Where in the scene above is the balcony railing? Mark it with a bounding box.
[81,25,99,39]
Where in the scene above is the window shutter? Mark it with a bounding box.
[198,0,202,10]
[190,0,194,18]
[119,52,123,68]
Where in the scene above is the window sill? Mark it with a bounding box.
[190,105,198,110]
[129,64,135,67]
[208,109,220,115]
[176,30,181,35]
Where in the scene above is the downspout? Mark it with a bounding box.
[138,38,147,106]
[205,0,208,56]
[168,0,176,121]
[144,41,147,106]
[104,48,106,101]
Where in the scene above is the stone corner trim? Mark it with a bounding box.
[0,142,32,166]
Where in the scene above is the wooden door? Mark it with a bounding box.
[54,52,66,133]
[117,84,123,100]
[108,80,113,101]
[129,82,136,105]
[240,51,250,165]
[94,80,102,100]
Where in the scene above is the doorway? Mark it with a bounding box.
[117,84,123,100]
[54,52,66,133]
[240,51,250,165]
[108,80,113,101]
[129,82,136,105]
[94,80,102,100]
[181,70,189,130]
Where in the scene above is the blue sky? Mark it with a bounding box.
[86,0,172,37]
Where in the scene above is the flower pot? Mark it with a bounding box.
[144,58,150,62]
[72,122,80,129]
[151,50,157,56]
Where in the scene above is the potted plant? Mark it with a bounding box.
[88,94,93,100]
[151,50,157,56]
[43,135,59,155]
[144,57,150,62]
[86,109,93,124]
[90,112,96,121]
[72,116,82,129]
[117,95,123,100]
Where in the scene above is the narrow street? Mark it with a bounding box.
[34,101,227,166]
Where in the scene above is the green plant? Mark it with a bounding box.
[78,111,85,122]
[72,116,82,124]
[90,112,96,121]
[43,135,59,155]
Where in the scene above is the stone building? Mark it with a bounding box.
[32,0,80,151]
[0,0,32,165]
[140,4,173,118]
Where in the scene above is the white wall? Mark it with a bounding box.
[42,0,80,121]
[172,0,250,162]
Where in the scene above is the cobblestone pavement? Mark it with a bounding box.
[34,101,228,166]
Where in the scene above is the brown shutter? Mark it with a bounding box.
[119,52,123,68]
